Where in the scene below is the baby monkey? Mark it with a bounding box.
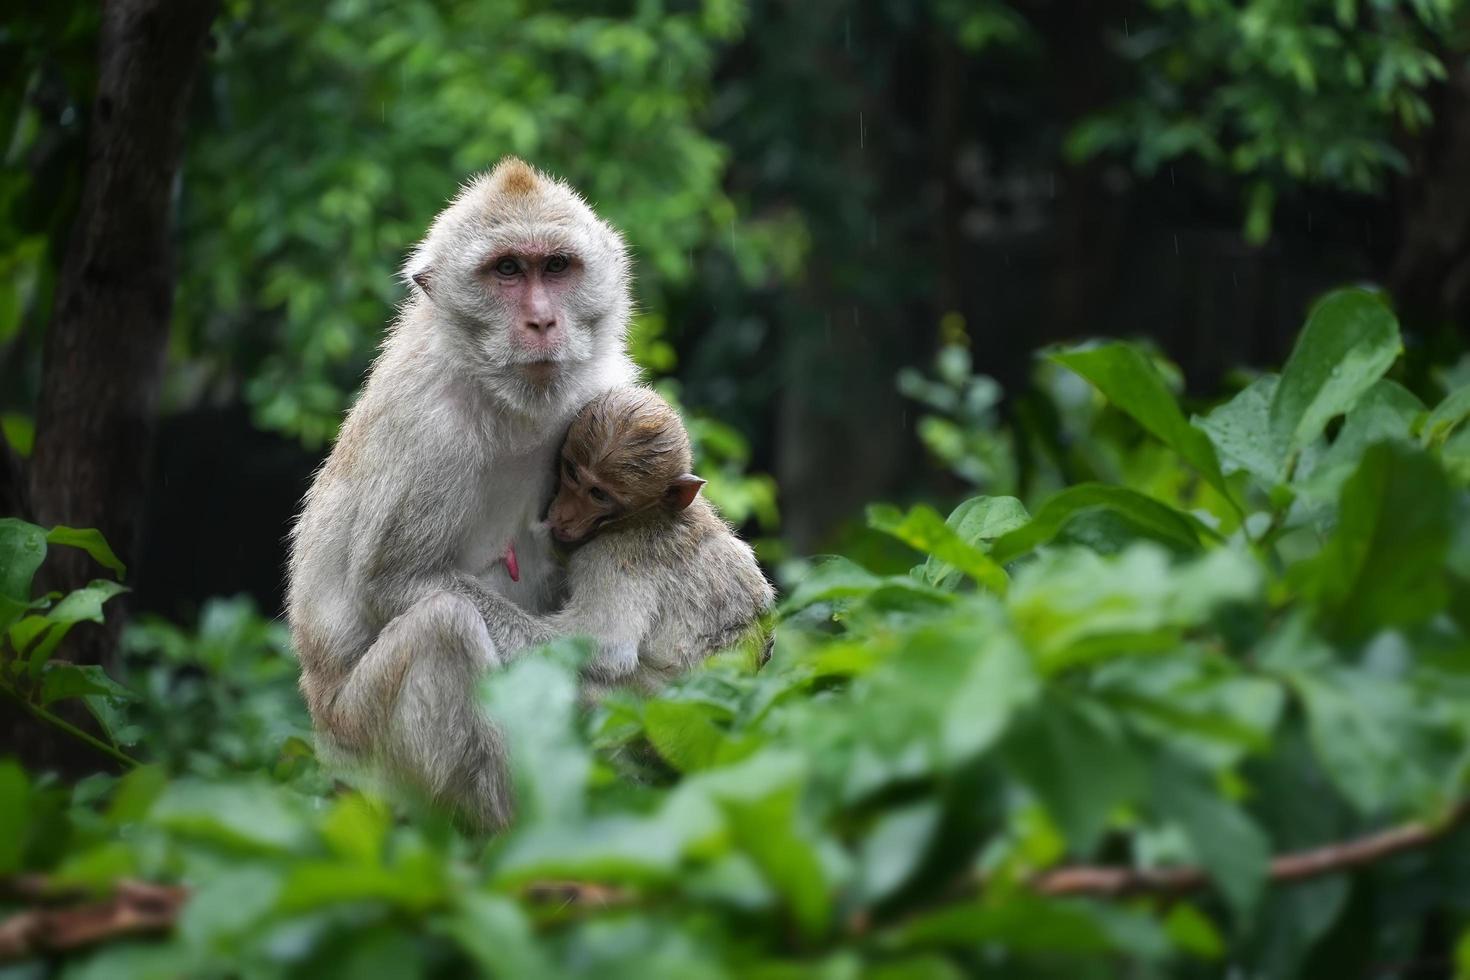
[482,386,775,695]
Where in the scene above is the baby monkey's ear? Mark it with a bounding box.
[411,268,433,294]
[664,474,706,512]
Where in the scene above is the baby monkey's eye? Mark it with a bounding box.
[588,486,609,504]
[545,254,570,274]
[493,257,520,277]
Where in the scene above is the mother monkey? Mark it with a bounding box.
[288,159,637,830]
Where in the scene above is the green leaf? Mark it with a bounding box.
[0,760,29,874]
[106,765,167,824]
[150,779,313,852]
[867,503,1009,593]
[1003,696,1147,852]
[0,517,47,602]
[1269,288,1402,452]
[481,648,590,822]
[1164,903,1225,959]
[442,892,558,980]
[943,495,1030,544]
[0,412,34,457]
[58,943,195,980]
[722,782,831,941]
[941,630,1040,764]
[990,484,1216,564]
[1052,343,1235,506]
[39,662,137,707]
[1291,666,1440,814]
[1243,179,1275,246]
[643,700,732,773]
[1297,379,1424,504]
[856,801,941,904]
[1153,762,1269,916]
[1010,546,1260,674]
[780,557,881,613]
[0,594,37,636]
[494,811,697,885]
[1292,442,1451,639]
[26,580,129,673]
[279,858,445,912]
[1195,375,1286,484]
[894,894,1169,959]
[177,866,283,953]
[920,495,1029,590]
[319,793,391,864]
[684,751,831,938]
[46,526,127,580]
[1422,383,1470,447]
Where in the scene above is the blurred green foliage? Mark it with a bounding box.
[175,0,787,446]
[6,287,1470,975]
[4,0,1467,486]
[1068,0,1469,242]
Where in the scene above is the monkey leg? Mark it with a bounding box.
[337,591,514,832]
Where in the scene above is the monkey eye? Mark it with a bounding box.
[588,486,609,504]
[545,254,570,274]
[493,257,520,277]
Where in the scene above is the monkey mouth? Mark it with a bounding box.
[519,360,560,385]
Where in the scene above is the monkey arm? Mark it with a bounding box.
[466,586,559,654]
[463,565,657,683]
[547,571,658,683]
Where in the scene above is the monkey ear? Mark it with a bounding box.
[664,474,706,512]
[410,268,433,295]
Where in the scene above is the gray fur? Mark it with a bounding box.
[288,159,637,830]
[474,497,777,701]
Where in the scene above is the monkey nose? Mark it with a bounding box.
[524,318,557,335]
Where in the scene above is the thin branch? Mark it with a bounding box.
[0,687,139,769]
[1030,798,1470,898]
[2,801,1464,960]
[0,880,186,961]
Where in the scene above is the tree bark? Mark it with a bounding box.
[26,0,217,674]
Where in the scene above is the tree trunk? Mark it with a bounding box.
[27,0,217,676]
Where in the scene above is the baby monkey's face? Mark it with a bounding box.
[544,388,706,545]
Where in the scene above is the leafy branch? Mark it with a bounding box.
[1025,798,1470,898]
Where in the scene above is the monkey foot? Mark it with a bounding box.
[504,542,520,583]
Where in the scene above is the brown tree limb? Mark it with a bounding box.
[1030,798,1470,898]
[0,880,187,961]
[2,801,1465,960]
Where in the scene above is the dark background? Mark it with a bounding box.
[3,0,1467,626]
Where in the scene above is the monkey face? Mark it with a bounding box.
[478,250,580,375]
[545,387,709,545]
[401,158,633,400]
[544,453,622,545]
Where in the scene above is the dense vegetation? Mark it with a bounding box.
[5,287,1470,976]
[5,1,1470,976]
